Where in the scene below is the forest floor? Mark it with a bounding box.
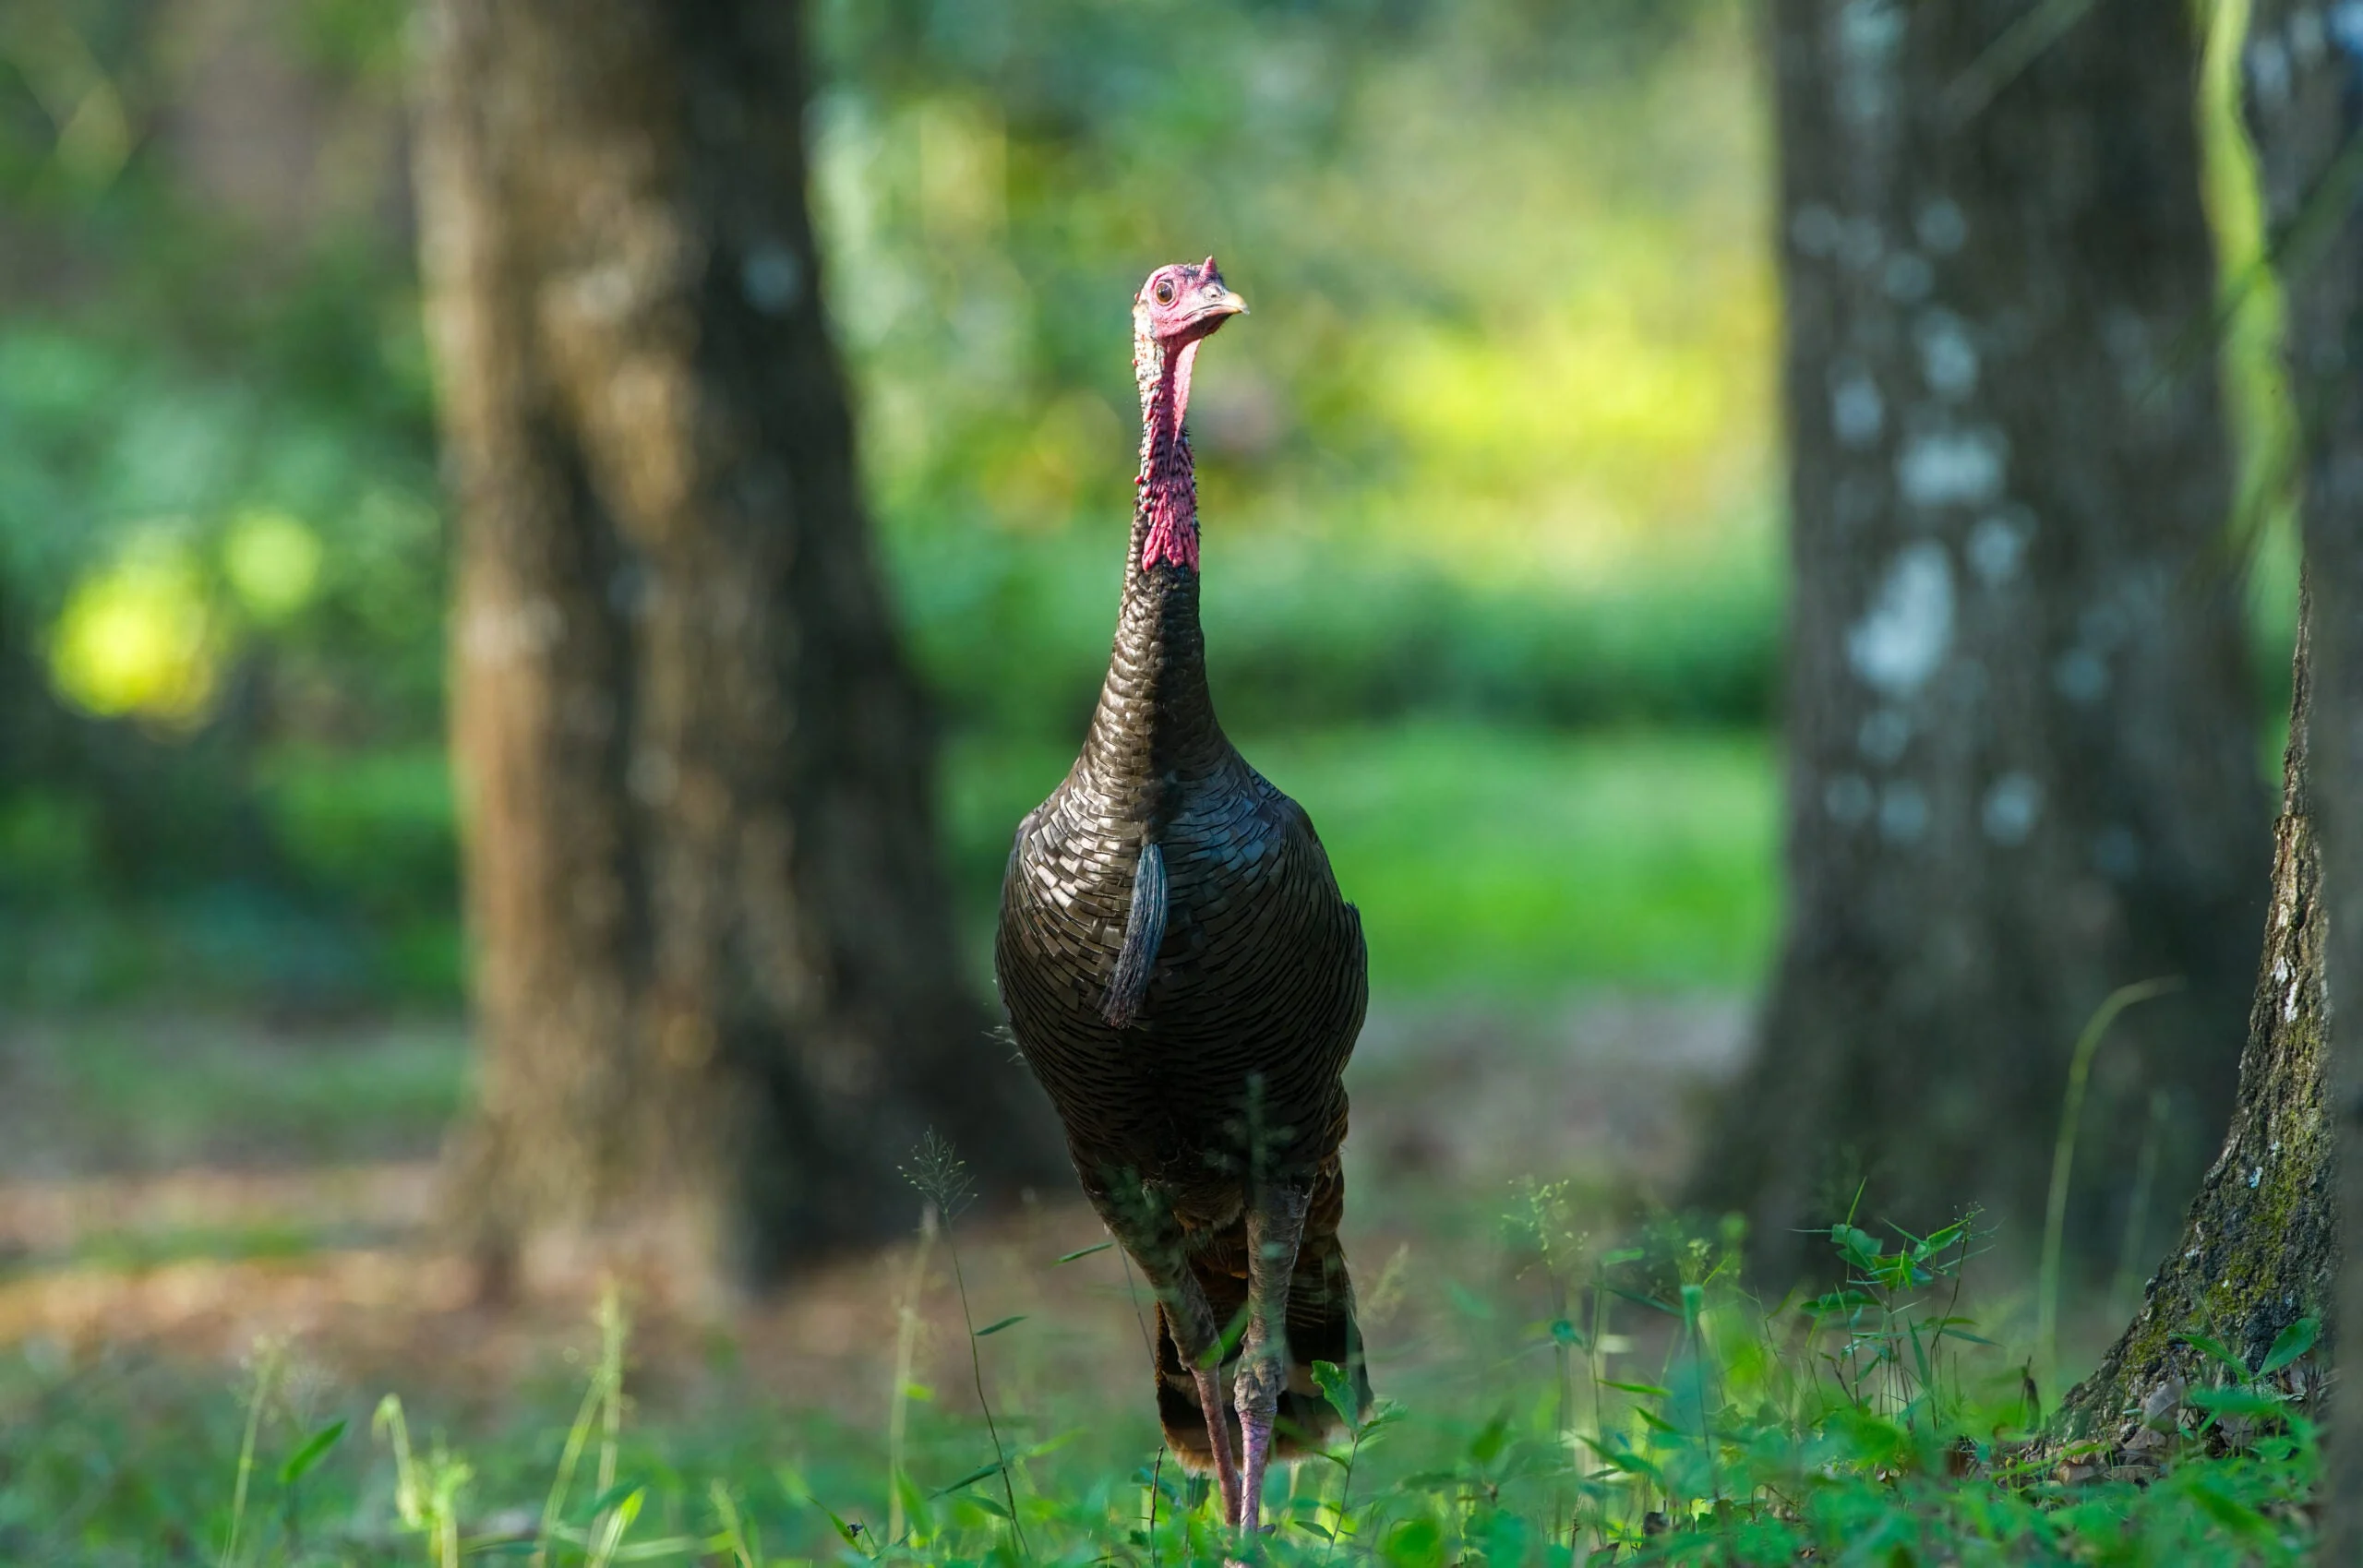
[0,996,1792,1560]
[0,995,1745,1417]
[0,1003,2306,1562]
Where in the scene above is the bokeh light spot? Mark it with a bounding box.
[224,509,324,621]
[48,536,221,724]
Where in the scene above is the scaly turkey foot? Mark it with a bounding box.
[1193,1363,1244,1528]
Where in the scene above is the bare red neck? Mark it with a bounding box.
[1134,329,1201,575]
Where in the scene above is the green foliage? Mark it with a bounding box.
[0,722,1777,1006]
[0,0,445,995]
[0,0,2290,1013]
[814,0,1780,618]
[904,536,1782,741]
[0,1206,2316,1563]
[0,0,1791,1007]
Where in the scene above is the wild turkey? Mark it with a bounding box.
[995,258,1372,1534]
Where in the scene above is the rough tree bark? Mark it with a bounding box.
[2238,0,2363,1548]
[1695,0,2270,1287]
[414,0,1057,1295]
[2050,598,2328,1454]
[2313,254,2363,1568]
[2053,4,2363,1506]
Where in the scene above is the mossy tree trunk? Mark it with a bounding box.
[414,0,1057,1298]
[2050,604,2329,1453]
[2239,0,2363,1548]
[2317,322,2363,1568]
[2056,4,2363,1505]
[1696,0,2269,1287]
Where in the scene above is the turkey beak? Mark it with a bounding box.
[1188,256,1247,326]
[1189,281,1248,328]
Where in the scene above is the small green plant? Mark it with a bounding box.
[1308,1358,1403,1561]
[1797,1203,1992,1428]
[885,1203,940,1542]
[709,1479,766,1568]
[218,1335,286,1568]
[2175,1315,2321,1447]
[902,1130,1027,1557]
[372,1394,472,1568]
[2037,976,2185,1383]
[533,1283,630,1565]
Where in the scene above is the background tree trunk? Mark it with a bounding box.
[1694,0,2270,1287]
[414,0,1058,1297]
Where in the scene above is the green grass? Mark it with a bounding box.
[0,1015,468,1174]
[26,728,2320,1561]
[947,724,1778,995]
[0,1210,2314,1564]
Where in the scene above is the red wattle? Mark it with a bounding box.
[1134,338,1202,572]
[1141,509,1200,571]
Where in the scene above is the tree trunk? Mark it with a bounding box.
[2054,1,2363,1497]
[414,0,1058,1296]
[2312,282,2363,1568]
[2050,596,2328,1453]
[1694,0,2270,1287]
[2237,0,2363,1547]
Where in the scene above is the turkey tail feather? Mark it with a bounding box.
[1102,841,1167,1028]
[1154,1234,1369,1471]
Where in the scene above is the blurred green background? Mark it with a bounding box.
[0,8,2322,1552]
[0,0,2287,1010]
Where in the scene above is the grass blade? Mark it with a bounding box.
[279,1418,348,1487]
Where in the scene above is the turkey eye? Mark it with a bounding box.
[1154,277,1177,305]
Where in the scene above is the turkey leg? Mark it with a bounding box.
[1131,1244,1244,1525]
[1234,1183,1311,1538]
